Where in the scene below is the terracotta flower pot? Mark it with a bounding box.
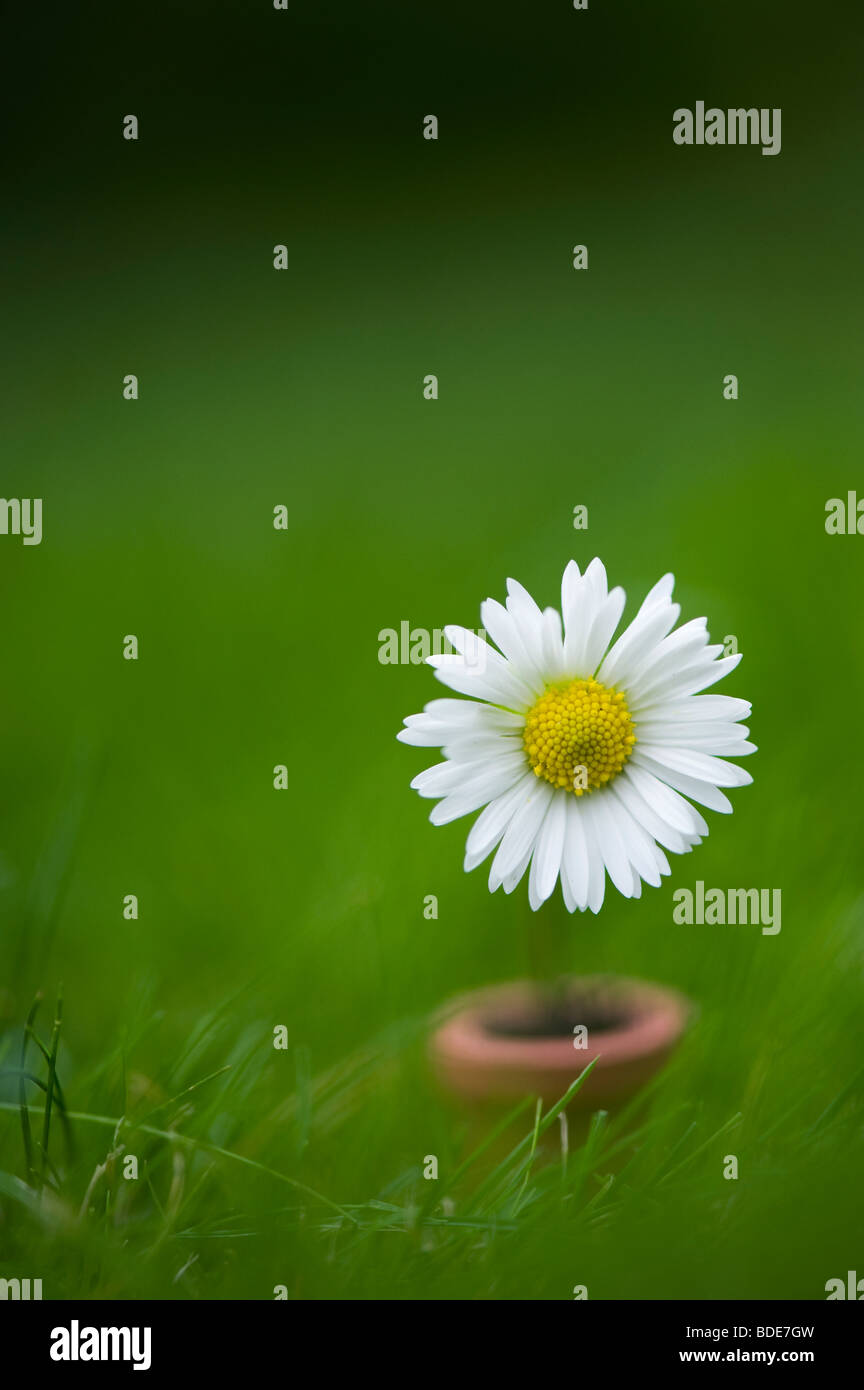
[430,976,692,1110]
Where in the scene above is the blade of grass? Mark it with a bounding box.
[25,1027,69,1108]
[507,1097,543,1218]
[417,1095,535,1221]
[40,987,63,1186]
[0,1101,358,1226]
[467,1058,599,1214]
[24,1019,75,1160]
[655,1112,743,1188]
[139,1065,233,1122]
[19,996,42,1183]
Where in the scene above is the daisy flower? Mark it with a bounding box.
[397,559,755,913]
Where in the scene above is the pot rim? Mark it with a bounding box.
[431,975,692,1073]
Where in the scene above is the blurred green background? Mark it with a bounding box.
[1,0,863,1298]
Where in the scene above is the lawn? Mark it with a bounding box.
[2,0,862,1300]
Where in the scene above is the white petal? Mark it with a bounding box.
[560,860,579,913]
[398,699,525,745]
[501,843,535,895]
[441,732,525,762]
[583,586,626,673]
[584,794,639,898]
[631,753,733,813]
[398,722,451,747]
[636,744,754,788]
[622,763,708,837]
[562,795,590,911]
[489,781,554,888]
[623,618,709,696]
[635,727,756,756]
[442,624,536,694]
[429,758,527,825]
[528,793,567,909]
[630,652,742,706]
[504,579,548,675]
[417,698,522,728]
[464,772,536,868]
[410,759,471,796]
[633,719,750,743]
[611,775,702,856]
[540,607,567,680]
[582,809,607,914]
[479,598,545,692]
[604,793,669,886]
[635,694,752,723]
[598,599,681,689]
[640,572,676,610]
[562,558,610,674]
[412,752,524,802]
[561,559,582,620]
[429,652,535,710]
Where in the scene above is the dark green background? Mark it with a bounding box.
[1,1,862,1299]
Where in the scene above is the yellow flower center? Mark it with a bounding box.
[523,677,636,795]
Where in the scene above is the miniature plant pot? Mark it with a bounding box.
[430,975,692,1111]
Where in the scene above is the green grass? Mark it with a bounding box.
[2,101,864,1298]
[2,869,863,1300]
